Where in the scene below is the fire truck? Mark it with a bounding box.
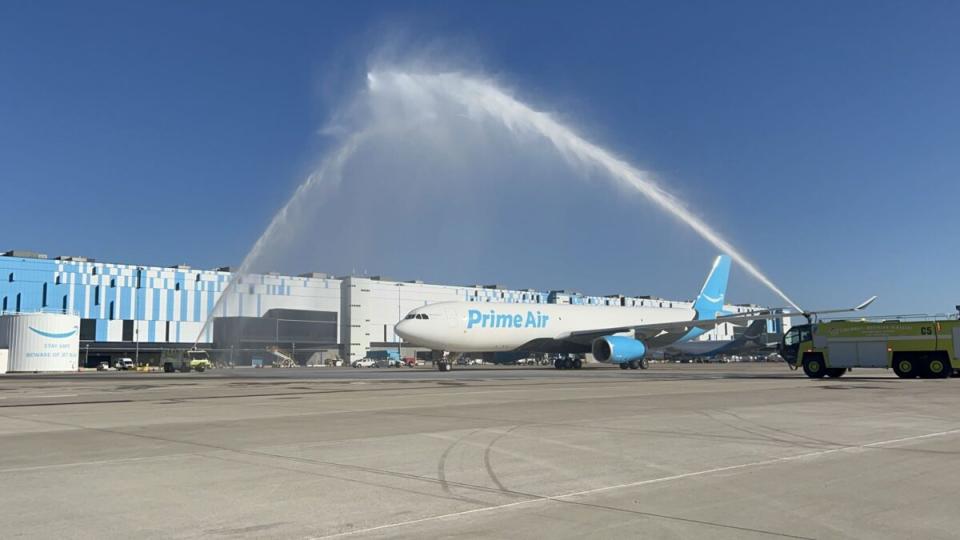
[780,317,960,379]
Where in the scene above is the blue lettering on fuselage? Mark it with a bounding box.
[466,309,550,329]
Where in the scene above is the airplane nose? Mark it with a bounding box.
[394,320,411,340]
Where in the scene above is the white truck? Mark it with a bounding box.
[116,357,135,370]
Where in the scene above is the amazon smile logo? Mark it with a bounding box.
[28,326,78,339]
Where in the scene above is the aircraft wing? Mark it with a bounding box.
[557,296,877,347]
[557,312,773,346]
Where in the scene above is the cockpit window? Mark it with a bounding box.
[412,313,429,320]
[405,314,415,320]
[421,314,429,320]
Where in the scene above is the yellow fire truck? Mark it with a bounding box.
[779,317,960,379]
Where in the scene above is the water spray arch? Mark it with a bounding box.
[197,68,800,346]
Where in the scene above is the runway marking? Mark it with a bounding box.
[33,394,78,399]
[310,427,960,539]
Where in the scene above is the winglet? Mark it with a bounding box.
[693,255,731,321]
[855,296,878,311]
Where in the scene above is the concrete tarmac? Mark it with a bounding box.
[2,363,959,539]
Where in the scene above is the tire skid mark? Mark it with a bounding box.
[482,425,521,493]
[718,409,842,447]
[435,428,488,506]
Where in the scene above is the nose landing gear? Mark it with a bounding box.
[433,350,457,372]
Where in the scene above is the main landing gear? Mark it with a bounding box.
[554,356,583,370]
[619,359,649,370]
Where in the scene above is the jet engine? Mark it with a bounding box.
[591,336,646,364]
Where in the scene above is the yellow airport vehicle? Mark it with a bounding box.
[780,317,960,379]
[185,349,212,372]
[162,349,213,373]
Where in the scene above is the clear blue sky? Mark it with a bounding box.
[2,1,958,315]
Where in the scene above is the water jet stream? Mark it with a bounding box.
[196,68,800,346]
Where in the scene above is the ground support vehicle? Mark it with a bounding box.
[185,349,213,372]
[162,349,213,373]
[780,318,960,379]
[116,357,135,370]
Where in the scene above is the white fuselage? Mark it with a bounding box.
[394,301,695,352]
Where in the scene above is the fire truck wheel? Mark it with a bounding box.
[802,354,826,379]
[892,356,918,379]
[926,355,951,379]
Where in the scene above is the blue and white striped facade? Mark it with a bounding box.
[0,255,342,348]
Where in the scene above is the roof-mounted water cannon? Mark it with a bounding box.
[792,295,878,324]
[724,296,877,327]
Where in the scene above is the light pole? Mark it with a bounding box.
[134,325,140,366]
[396,283,403,363]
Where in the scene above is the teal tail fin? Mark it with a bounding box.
[693,255,731,321]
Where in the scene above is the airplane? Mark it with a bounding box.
[655,319,771,360]
[394,255,876,372]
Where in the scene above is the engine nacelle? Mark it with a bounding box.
[592,336,646,364]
